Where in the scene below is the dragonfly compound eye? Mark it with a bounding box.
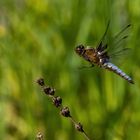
[75,44,85,56]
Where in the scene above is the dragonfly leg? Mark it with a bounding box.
[78,64,94,69]
[91,64,94,67]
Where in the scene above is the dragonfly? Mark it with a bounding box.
[75,22,134,84]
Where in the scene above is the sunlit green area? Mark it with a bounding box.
[0,0,140,140]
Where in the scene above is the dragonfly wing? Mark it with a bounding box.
[96,21,110,52]
[100,22,131,64]
[108,24,131,53]
[109,48,131,65]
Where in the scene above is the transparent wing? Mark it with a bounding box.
[109,24,131,64]
[109,48,131,64]
[108,24,131,53]
[96,21,131,64]
[96,20,110,52]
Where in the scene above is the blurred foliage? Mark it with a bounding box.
[0,0,140,140]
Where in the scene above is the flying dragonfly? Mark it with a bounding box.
[75,22,134,84]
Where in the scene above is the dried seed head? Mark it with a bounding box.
[36,78,45,86]
[43,86,55,95]
[60,107,71,117]
[75,123,84,132]
[43,86,51,95]
[49,88,55,95]
[36,132,43,140]
[52,96,62,107]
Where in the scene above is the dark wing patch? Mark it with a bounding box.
[96,22,131,64]
[96,21,110,52]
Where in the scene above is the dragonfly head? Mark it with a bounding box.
[75,44,85,56]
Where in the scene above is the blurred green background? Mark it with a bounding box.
[0,0,140,140]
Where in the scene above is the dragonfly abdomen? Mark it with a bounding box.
[103,62,134,84]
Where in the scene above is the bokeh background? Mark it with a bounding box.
[0,0,140,140]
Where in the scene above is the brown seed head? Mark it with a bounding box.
[43,86,55,95]
[75,123,84,132]
[52,96,62,107]
[60,107,71,117]
[36,78,45,86]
